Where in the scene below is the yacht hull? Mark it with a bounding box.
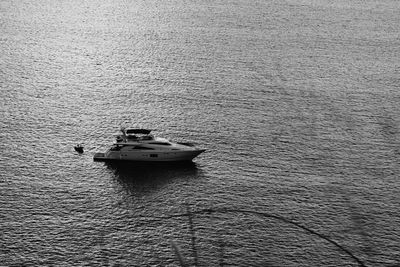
[94,149,205,162]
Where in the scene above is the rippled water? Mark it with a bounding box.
[1,0,399,266]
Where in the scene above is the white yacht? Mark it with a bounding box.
[93,128,205,162]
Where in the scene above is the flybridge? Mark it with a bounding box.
[124,129,152,135]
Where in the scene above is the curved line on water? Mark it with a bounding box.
[136,208,367,267]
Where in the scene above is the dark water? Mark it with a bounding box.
[1,0,399,266]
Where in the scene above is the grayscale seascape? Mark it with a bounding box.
[1,0,399,266]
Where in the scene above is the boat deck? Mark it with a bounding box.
[93,153,107,161]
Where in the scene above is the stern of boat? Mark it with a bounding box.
[93,152,106,161]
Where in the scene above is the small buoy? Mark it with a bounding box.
[74,144,84,153]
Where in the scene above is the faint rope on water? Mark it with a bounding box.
[135,207,367,267]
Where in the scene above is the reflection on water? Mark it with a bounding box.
[104,161,200,193]
[105,161,198,178]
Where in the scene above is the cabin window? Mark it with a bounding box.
[132,146,154,150]
[148,142,171,146]
[150,154,158,158]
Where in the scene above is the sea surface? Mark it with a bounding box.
[1,0,399,266]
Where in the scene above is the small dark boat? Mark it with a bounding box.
[74,144,84,153]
